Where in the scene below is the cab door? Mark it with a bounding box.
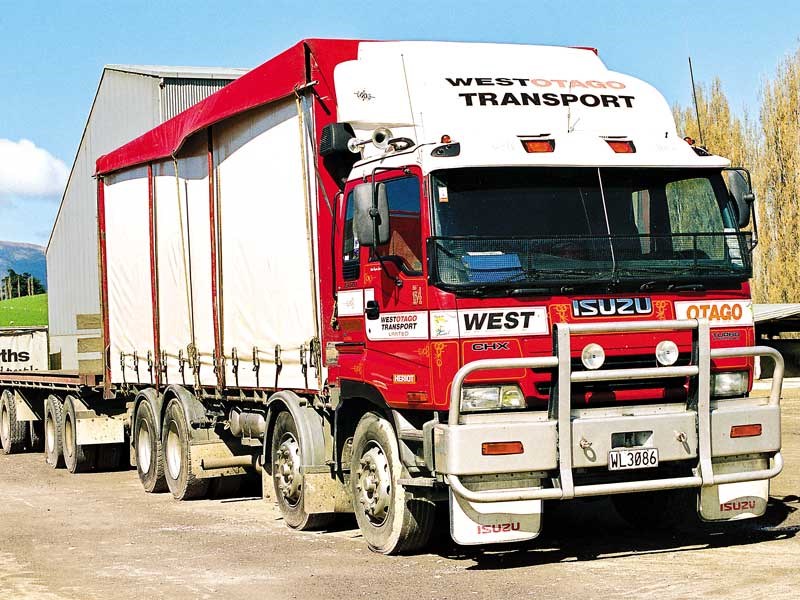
[335,168,431,405]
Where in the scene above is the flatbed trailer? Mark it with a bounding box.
[0,39,786,555]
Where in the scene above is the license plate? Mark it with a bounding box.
[608,447,659,471]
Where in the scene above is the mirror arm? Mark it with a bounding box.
[368,166,407,287]
[749,198,759,250]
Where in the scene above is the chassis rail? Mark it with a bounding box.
[444,318,784,503]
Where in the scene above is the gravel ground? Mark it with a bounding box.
[1,387,798,600]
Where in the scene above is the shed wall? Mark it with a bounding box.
[47,70,236,370]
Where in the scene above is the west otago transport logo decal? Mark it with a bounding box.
[674,300,753,327]
[446,77,636,109]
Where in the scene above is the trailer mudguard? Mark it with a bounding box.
[162,385,209,429]
[133,388,163,436]
[263,391,326,470]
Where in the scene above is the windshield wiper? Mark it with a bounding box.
[459,268,606,296]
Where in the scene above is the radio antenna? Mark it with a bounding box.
[688,56,705,147]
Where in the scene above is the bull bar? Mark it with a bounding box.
[442,319,784,503]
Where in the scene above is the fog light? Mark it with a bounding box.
[712,371,749,398]
[581,343,605,370]
[655,340,679,366]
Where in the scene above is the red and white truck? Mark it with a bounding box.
[0,39,785,554]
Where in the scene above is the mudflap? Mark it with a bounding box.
[449,487,542,545]
[699,457,770,521]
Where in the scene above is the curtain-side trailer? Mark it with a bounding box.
[0,39,785,555]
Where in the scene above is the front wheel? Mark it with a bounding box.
[350,412,435,554]
[270,410,333,530]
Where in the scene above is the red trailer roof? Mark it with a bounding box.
[95,39,362,175]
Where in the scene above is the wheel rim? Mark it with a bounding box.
[274,433,302,507]
[355,441,392,526]
[0,405,9,443]
[137,420,152,475]
[46,410,56,453]
[64,414,74,458]
[165,422,182,480]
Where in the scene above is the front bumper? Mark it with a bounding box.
[433,318,784,503]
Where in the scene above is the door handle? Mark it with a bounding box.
[365,300,380,320]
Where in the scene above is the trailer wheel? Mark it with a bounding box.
[350,412,435,554]
[161,397,209,500]
[270,410,333,530]
[0,389,26,454]
[134,401,167,492]
[62,395,97,473]
[44,395,64,468]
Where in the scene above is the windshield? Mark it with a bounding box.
[429,167,751,292]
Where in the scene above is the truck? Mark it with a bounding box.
[0,39,785,554]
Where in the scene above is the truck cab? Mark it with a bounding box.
[323,42,783,548]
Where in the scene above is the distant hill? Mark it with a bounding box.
[0,241,46,289]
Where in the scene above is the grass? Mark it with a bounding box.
[0,293,48,327]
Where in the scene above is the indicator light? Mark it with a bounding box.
[481,441,524,456]
[730,424,762,438]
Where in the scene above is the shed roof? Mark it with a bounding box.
[104,64,249,80]
[754,303,800,323]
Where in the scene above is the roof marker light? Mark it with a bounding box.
[521,139,555,153]
[606,140,636,153]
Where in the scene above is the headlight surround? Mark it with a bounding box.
[461,385,526,412]
[711,371,749,398]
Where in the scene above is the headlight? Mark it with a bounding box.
[461,385,525,412]
[711,371,749,398]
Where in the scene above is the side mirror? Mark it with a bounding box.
[723,168,755,228]
[354,182,389,247]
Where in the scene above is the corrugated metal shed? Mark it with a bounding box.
[753,304,800,323]
[46,65,247,371]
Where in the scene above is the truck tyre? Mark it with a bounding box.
[270,410,334,530]
[44,395,64,468]
[350,412,435,554]
[0,389,26,454]
[161,397,209,500]
[62,395,97,473]
[134,401,167,492]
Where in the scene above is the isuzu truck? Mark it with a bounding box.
[0,39,784,554]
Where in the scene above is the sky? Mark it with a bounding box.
[0,0,798,246]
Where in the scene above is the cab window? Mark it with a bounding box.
[342,192,359,280]
[379,177,423,275]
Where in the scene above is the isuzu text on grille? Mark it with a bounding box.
[572,297,652,317]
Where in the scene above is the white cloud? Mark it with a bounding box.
[0,139,68,198]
